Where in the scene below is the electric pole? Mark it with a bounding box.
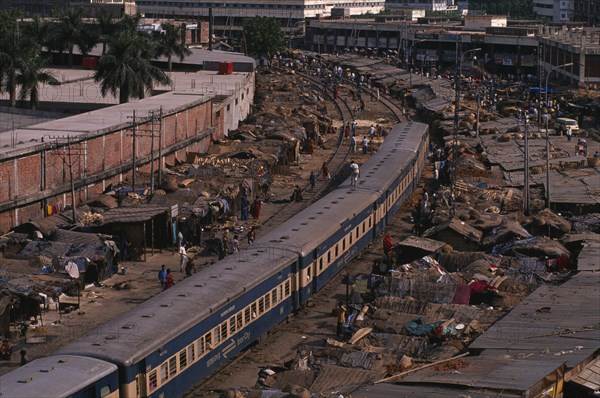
[50,136,85,223]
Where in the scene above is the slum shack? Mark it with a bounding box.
[423,218,483,252]
[394,236,448,264]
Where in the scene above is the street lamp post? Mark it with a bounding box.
[543,62,572,209]
[545,62,573,105]
[408,39,428,86]
[451,46,481,213]
[543,113,552,208]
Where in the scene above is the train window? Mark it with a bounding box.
[168,356,177,378]
[213,327,221,344]
[271,289,278,304]
[349,234,353,245]
[220,323,228,340]
[205,333,213,351]
[244,307,251,324]
[229,316,236,335]
[319,258,323,271]
[258,298,265,315]
[188,343,196,362]
[100,386,110,397]
[335,244,339,257]
[307,267,311,280]
[265,294,271,310]
[160,363,168,383]
[285,280,291,297]
[355,227,359,239]
[237,312,243,329]
[251,303,257,318]
[369,217,372,228]
[362,222,365,234]
[342,238,346,251]
[179,348,188,370]
[148,370,158,392]
[327,251,331,263]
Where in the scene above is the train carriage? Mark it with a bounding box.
[1,122,430,398]
[0,355,119,398]
[55,247,297,398]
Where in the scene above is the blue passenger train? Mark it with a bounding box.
[0,121,429,398]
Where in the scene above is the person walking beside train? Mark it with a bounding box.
[350,135,356,154]
[251,196,262,220]
[309,171,316,190]
[350,160,360,187]
[178,244,187,272]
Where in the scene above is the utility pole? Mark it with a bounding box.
[158,107,163,187]
[128,110,162,195]
[128,110,137,192]
[50,136,85,223]
[523,111,530,215]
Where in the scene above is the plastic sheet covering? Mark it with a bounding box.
[339,351,374,370]
[403,317,443,336]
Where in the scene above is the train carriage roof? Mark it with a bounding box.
[257,122,428,256]
[56,247,295,366]
[349,122,428,193]
[0,355,117,398]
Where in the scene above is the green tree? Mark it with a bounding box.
[96,9,116,55]
[155,23,192,71]
[94,30,172,104]
[17,51,59,110]
[57,7,96,67]
[242,17,285,66]
[0,9,29,107]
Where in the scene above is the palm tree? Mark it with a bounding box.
[57,7,96,67]
[17,51,59,110]
[96,9,115,55]
[0,10,28,107]
[94,30,172,104]
[156,23,192,71]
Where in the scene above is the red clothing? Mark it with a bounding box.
[383,234,393,254]
[322,162,330,180]
[251,199,262,219]
[164,274,175,290]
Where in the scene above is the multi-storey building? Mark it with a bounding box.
[387,0,457,12]
[533,0,573,22]
[572,0,600,26]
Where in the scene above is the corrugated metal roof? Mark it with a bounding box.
[309,365,383,393]
[470,271,600,369]
[398,236,446,253]
[52,229,103,246]
[577,240,600,272]
[400,357,563,392]
[353,383,522,398]
[569,356,600,390]
[98,206,169,224]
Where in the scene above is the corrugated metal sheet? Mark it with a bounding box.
[52,229,103,246]
[401,357,563,392]
[577,240,600,272]
[309,365,383,393]
[569,356,600,390]
[398,236,446,253]
[470,271,600,369]
[353,383,522,398]
[99,206,169,224]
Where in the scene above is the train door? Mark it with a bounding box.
[311,249,319,292]
[136,372,147,398]
[291,258,301,310]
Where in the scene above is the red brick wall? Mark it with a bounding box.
[0,100,215,232]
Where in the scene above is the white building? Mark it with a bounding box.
[386,0,458,12]
[533,0,573,22]
[136,0,385,22]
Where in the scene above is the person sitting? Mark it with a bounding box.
[0,340,12,360]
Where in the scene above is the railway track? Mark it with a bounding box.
[190,68,414,396]
[260,70,406,231]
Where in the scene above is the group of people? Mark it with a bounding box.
[241,194,263,222]
[0,339,28,366]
